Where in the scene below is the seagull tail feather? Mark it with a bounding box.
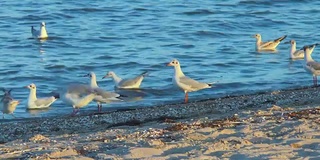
[277,35,287,42]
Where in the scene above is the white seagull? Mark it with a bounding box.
[0,89,19,119]
[167,59,213,103]
[58,83,97,115]
[84,72,122,112]
[284,40,317,59]
[302,44,320,86]
[253,33,287,51]
[31,22,48,39]
[26,83,59,110]
[102,71,148,89]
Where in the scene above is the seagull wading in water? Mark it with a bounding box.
[302,44,320,86]
[284,40,317,59]
[102,71,148,89]
[31,22,48,39]
[252,33,287,51]
[0,89,20,119]
[26,83,59,110]
[84,72,122,112]
[167,59,213,103]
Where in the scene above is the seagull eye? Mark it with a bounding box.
[175,61,178,64]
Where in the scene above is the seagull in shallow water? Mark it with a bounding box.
[58,83,97,115]
[252,33,287,51]
[302,44,320,86]
[0,89,20,119]
[284,40,317,59]
[102,71,148,89]
[26,83,59,110]
[84,72,122,112]
[167,59,213,103]
[31,22,48,39]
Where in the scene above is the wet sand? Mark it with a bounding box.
[0,86,319,159]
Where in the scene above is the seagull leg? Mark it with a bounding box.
[97,103,102,112]
[11,114,16,118]
[99,104,102,112]
[2,113,4,119]
[71,107,79,116]
[316,76,318,86]
[184,92,188,103]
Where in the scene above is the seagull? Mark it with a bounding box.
[102,71,148,89]
[58,83,97,115]
[302,44,320,86]
[284,40,317,59]
[31,22,48,39]
[167,59,213,103]
[252,33,287,51]
[0,89,20,119]
[26,83,59,110]
[84,72,122,112]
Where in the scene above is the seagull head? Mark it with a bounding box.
[167,59,180,67]
[41,22,46,27]
[252,33,261,39]
[284,40,295,45]
[102,71,115,79]
[83,72,96,79]
[26,83,36,90]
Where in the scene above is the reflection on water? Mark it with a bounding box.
[27,108,51,116]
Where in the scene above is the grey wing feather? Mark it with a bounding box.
[293,50,304,57]
[307,61,320,70]
[34,97,55,107]
[119,78,141,87]
[94,88,120,98]
[179,76,209,89]
[66,84,93,95]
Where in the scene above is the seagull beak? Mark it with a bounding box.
[283,41,290,44]
[102,75,107,79]
[83,74,89,77]
[24,86,29,88]
[251,35,255,38]
[167,63,172,66]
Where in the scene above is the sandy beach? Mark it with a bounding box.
[0,86,320,159]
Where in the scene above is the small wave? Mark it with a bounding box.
[62,8,106,13]
[182,9,214,16]
[133,8,148,11]
[44,64,66,70]
[195,30,227,37]
[238,0,273,6]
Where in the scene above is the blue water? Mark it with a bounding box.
[0,0,319,119]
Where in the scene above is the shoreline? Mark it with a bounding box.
[1,86,320,139]
[0,86,320,159]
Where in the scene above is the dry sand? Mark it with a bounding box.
[0,87,320,159]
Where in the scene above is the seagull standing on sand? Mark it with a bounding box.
[0,89,20,119]
[302,44,320,86]
[84,72,122,112]
[167,59,213,103]
[26,83,59,110]
[252,33,287,51]
[31,22,48,39]
[102,71,148,89]
[59,83,97,115]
